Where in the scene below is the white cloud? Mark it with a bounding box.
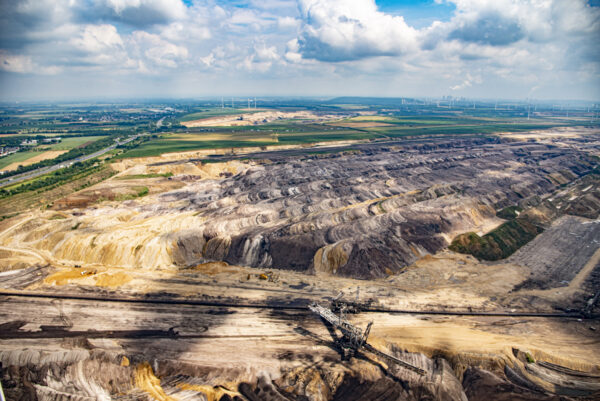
[199,52,215,67]
[0,51,61,74]
[254,44,279,62]
[0,52,36,73]
[0,0,598,99]
[160,22,211,42]
[450,72,482,90]
[284,38,303,63]
[240,43,281,72]
[226,8,276,32]
[296,0,418,61]
[83,0,187,26]
[130,31,188,69]
[278,16,300,30]
[72,24,124,53]
[67,24,131,67]
[435,0,600,45]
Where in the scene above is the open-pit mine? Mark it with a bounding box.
[1,127,599,401]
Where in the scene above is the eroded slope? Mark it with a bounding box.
[2,133,598,279]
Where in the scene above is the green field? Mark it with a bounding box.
[0,135,108,170]
[338,114,554,127]
[117,139,275,158]
[118,118,575,159]
[117,128,372,158]
[2,102,590,163]
[0,100,594,213]
[0,151,39,170]
[381,122,561,138]
[47,136,107,150]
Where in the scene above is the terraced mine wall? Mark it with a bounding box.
[451,173,600,261]
[509,214,600,291]
[171,137,598,277]
[3,135,599,279]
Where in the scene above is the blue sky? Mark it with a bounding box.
[376,0,455,27]
[0,0,598,100]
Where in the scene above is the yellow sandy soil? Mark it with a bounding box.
[43,267,133,288]
[112,159,249,181]
[0,246,48,271]
[498,127,599,141]
[363,314,600,379]
[135,362,174,401]
[44,268,97,286]
[1,150,67,172]
[192,261,240,275]
[176,383,241,401]
[94,272,133,287]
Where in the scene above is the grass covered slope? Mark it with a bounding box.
[450,172,600,261]
[449,218,544,261]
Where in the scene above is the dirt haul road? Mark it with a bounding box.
[1,293,599,401]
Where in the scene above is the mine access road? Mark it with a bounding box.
[0,290,594,319]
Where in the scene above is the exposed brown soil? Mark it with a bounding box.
[0,128,599,400]
[0,165,116,215]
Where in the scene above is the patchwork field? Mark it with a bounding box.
[118,129,371,158]
[0,135,107,172]
[46,135,107,150]
[0,151,40,170]
[0,150,67,171]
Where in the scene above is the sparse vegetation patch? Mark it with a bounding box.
[115,172,173,180]
[496,206,522,220]
[449,218,544,260]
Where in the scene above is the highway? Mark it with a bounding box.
[0,134,143,188]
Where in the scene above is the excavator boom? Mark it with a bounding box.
[308,302,426,375]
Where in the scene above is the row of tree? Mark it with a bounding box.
[0,160,100,199]
[0,135,119,179]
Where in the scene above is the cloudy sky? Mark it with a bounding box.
[0,0,599,101]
